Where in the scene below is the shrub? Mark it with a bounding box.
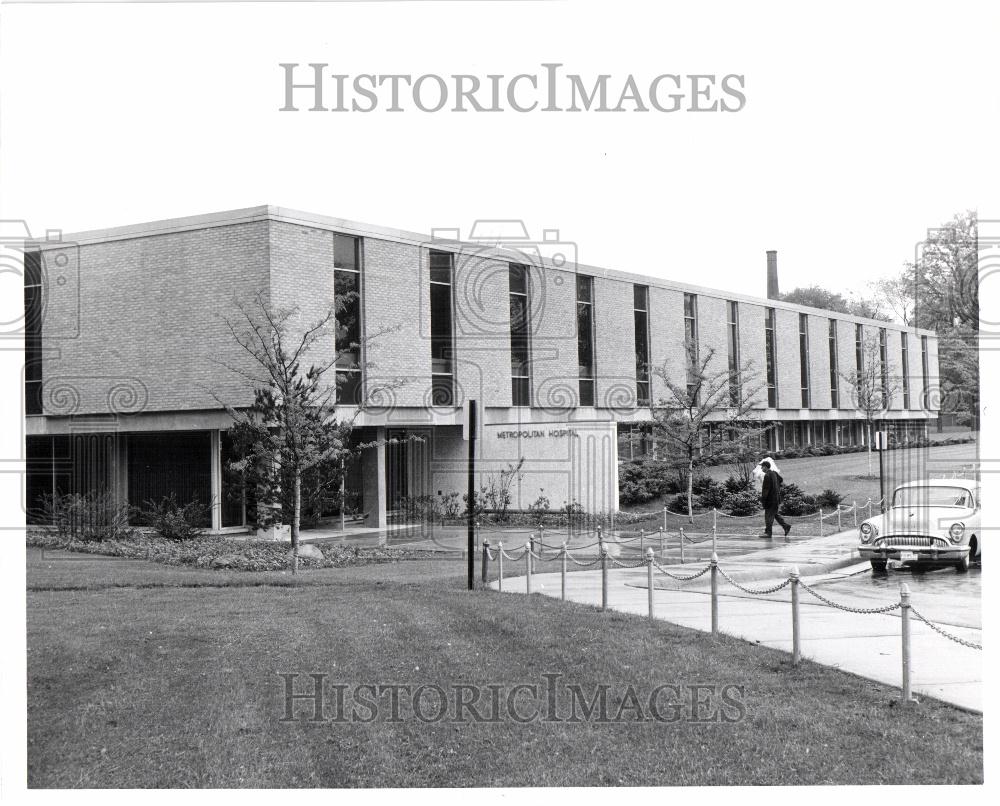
[620,479,655,506]
[815,488,845,509]
[42,491,135,544]
[690,473,715,496]
[527,490,551,516]
[698,480,728,510]
[724,488,761,516]
[779,483,818,516]
[782,447,801,459]
[438,491,462,519]
[724,474,752,494]
[667,492,703,514]
[141,494,210,540]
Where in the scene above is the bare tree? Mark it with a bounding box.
[840,333,898,476]
[650,344,770,522]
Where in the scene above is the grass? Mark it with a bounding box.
[27,548,982,787]
[619,441,979,536]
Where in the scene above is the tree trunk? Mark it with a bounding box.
[291,471,301,576]
[687,457,695,525]
[866,422,873,476]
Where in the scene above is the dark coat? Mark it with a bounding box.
[761,470,784,510]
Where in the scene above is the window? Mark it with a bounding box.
[577,275,595,406]
[799,313,810,408]
[828,319,839,408]
[921,335,929,409]
[24,250,42,415]
[684,293,699,401]
[334,234,363,405]
[634,285,651,406]
[901,332,911,408]
[509,264,531,406]
[879,328,889,408]
[765,307,778,407]
[855,323,864,377]
[429,250,455,406]
[727,301,740,406]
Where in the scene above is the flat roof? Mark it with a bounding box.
[34,205,936,335]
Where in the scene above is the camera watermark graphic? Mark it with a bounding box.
[278,672,747,725]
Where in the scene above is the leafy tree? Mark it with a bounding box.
[216,291,396,573]
[840,333,898,476]
[779,286,851,313]
[650,344,770,522]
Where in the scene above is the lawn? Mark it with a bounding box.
[27,548,982,787]
[619,441,979,537]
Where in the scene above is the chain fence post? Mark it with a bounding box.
[866,498,872,519]
[539,523,545,549]
[597,525,604,558]
[476,519,481,551]
[818,508,824,537]
[900,582,913,704]
[679,526,686,565]
[710,551,719,636]
[837,507,842,531]
[497,541,504,592]
[853,501,858,527]
[790,565,801,666]
[646,548,655,618]
[530,532,536,559]
[663,505,668,533]
[639,528,645,554]
[711,511,717,555]
[601,547,609,610]
[482,540,490,585]
[561,542,567,601]
[525,541,533,595]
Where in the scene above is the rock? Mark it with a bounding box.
[290,543,324,561]
[211,554,242,569]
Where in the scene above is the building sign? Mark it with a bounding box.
[496,428,579,440]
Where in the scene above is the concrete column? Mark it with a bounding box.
[210,430,222,532]
[363,426,387,528]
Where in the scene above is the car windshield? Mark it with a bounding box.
[893,486,973,509]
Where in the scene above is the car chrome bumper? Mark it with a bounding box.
[859,545,969,560]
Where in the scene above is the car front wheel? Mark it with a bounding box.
[955,551,970,573]
[870,559,887,575]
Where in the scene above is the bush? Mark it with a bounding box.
[690,473,715,496]
[698,480,728,510]
[782,447,801,459]
[724,474,752,494]
[141,494,210,540]
[667,492,696,514]
[779,483,818,516]
[724,488,761,516]
[815,488,845,509]
[527,490,551,517]
[42,491,135,544]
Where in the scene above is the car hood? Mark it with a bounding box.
[882,506,976,535]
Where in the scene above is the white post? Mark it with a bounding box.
[525,541,532,595]
[790,566,801,666]
[646,548,655,618]
[497,541,504,592]
[900,582,913,704]
[560,542,567,601]
[818,508,824,537]
[853,501,858,527]
[679,527,686,565]
[601,547,609,610]
[710,552,719,635]
[837,507,842,531]
[662,505,668,533]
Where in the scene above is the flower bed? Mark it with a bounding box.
[26,529,433,572]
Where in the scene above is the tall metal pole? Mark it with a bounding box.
[878,436,886,513]
[467,399,477,590]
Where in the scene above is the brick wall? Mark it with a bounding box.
[41,221,270,416]
[807,313,832,410]
[737,302,769,407]
[592,275,636,409]
[528,265,579,409]
[647,286,686,403]
[774,308,801,410]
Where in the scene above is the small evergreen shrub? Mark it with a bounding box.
[724,488,761,516]
[142,494,210,541]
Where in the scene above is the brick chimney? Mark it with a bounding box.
[766,250,779,300]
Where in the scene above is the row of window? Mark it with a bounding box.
[21,234,935,414]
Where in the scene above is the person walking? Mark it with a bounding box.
[759,459,791,539]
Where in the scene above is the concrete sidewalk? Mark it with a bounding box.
[492,531,982,712]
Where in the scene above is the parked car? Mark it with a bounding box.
[858,479,980,574]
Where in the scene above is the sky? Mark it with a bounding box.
[1,0,996,306]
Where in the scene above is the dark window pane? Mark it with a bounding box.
[512,376,530,407]
[26,436,52,524]
[220,431,245,528]
[633,285,648,311]
[577,302,594,375]
[430,251,453,284]
[576,275,592,303]
[637,381,650,407]
[128,432,211,526]
[430,281,453,370]
[579,379,594,407]
[509,264,528,295]
[336,370,364,406]
[333,234,359,272]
